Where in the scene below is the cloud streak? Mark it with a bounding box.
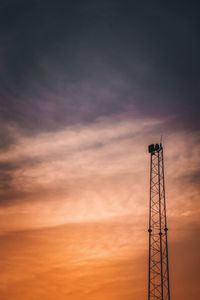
[0,1,199,299]
[0,114,199,232]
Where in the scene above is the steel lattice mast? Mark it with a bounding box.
[148,143,170,300]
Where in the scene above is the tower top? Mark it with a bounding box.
[148,143,162,154]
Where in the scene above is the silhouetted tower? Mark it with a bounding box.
[148,143,170,300]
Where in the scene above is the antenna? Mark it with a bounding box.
[148,143,170,300]
[160,135,163,146]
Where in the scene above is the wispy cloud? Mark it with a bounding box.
[0,114,199,232]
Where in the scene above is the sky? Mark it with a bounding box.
[0,1,200,299]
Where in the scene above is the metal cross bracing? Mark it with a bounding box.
[148,144,170,300]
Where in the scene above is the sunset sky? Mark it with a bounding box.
[0,1,200,300]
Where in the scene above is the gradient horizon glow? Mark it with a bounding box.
[0,1,200,300]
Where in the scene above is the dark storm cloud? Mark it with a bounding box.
[0,0,199,133]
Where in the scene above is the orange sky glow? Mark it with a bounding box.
[0,116,200,299]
